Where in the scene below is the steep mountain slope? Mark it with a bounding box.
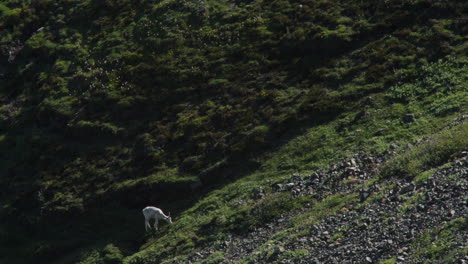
[183,137,467,264]
[0,0,466,263]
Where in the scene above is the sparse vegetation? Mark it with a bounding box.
[410,218,467,263]
[0,0,466,263]
[381,123,468,178]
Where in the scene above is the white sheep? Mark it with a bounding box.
[142,206,172,232]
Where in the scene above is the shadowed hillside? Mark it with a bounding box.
[0,0,466,263]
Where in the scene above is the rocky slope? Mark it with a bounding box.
[1,1,467,263]
[185,145,467,263]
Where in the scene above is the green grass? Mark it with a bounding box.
[101,53,466,262]
[398,192,426,214]
[274,249,309,263]
[381,122,468,179]
[415,168,437,184]
[0,0,467,263]
[77,244,124,264]
[287,193,358,239]
[379,258,397,264]
[193,251,224,264]
[410,218,467,263]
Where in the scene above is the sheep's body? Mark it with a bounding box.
[142,206,172,231]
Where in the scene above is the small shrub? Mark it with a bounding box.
[290,193,357,237]
[399,192,425,214]
[102,244,123,264]
[387,56,466,102]
[379,258,397,264]
[411,218,466,262]
[208,78,229,87]
[180,155,204,172]
[40,96,78,119]
[78,250,102,264]
[248,125,270,143]
[429,92,467,116]
[381,123,468,178]
[229,192,302,232]
[0,5,21,25]
[72,120,124,138]
[414,168,436,184]
[53,60,72,74]
[253,192,301,223]
[201,251,224,264]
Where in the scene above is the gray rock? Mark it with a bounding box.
[252,188,265,200]
[284,182,296,191]
[272,183,284,192]
[187,151,468,264]
[360,189,371,202]
[268,246,285,261]
[399,184,414,194]
[291,175,302,183]
[310,257,321,264]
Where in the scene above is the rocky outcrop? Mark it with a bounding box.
[185,150,467,264]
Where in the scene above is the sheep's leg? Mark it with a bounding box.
[154,219,158,231]
[145,219,151,231]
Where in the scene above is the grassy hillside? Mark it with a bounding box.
[0,0,466,263]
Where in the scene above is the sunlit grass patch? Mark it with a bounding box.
[380,123,468,178]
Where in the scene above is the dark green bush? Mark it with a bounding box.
[0,0,466,262]
[102,244,123,264]
[230,192,303,233]
[387,56,466,102]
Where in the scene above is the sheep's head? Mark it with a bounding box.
[166,212,173,224]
